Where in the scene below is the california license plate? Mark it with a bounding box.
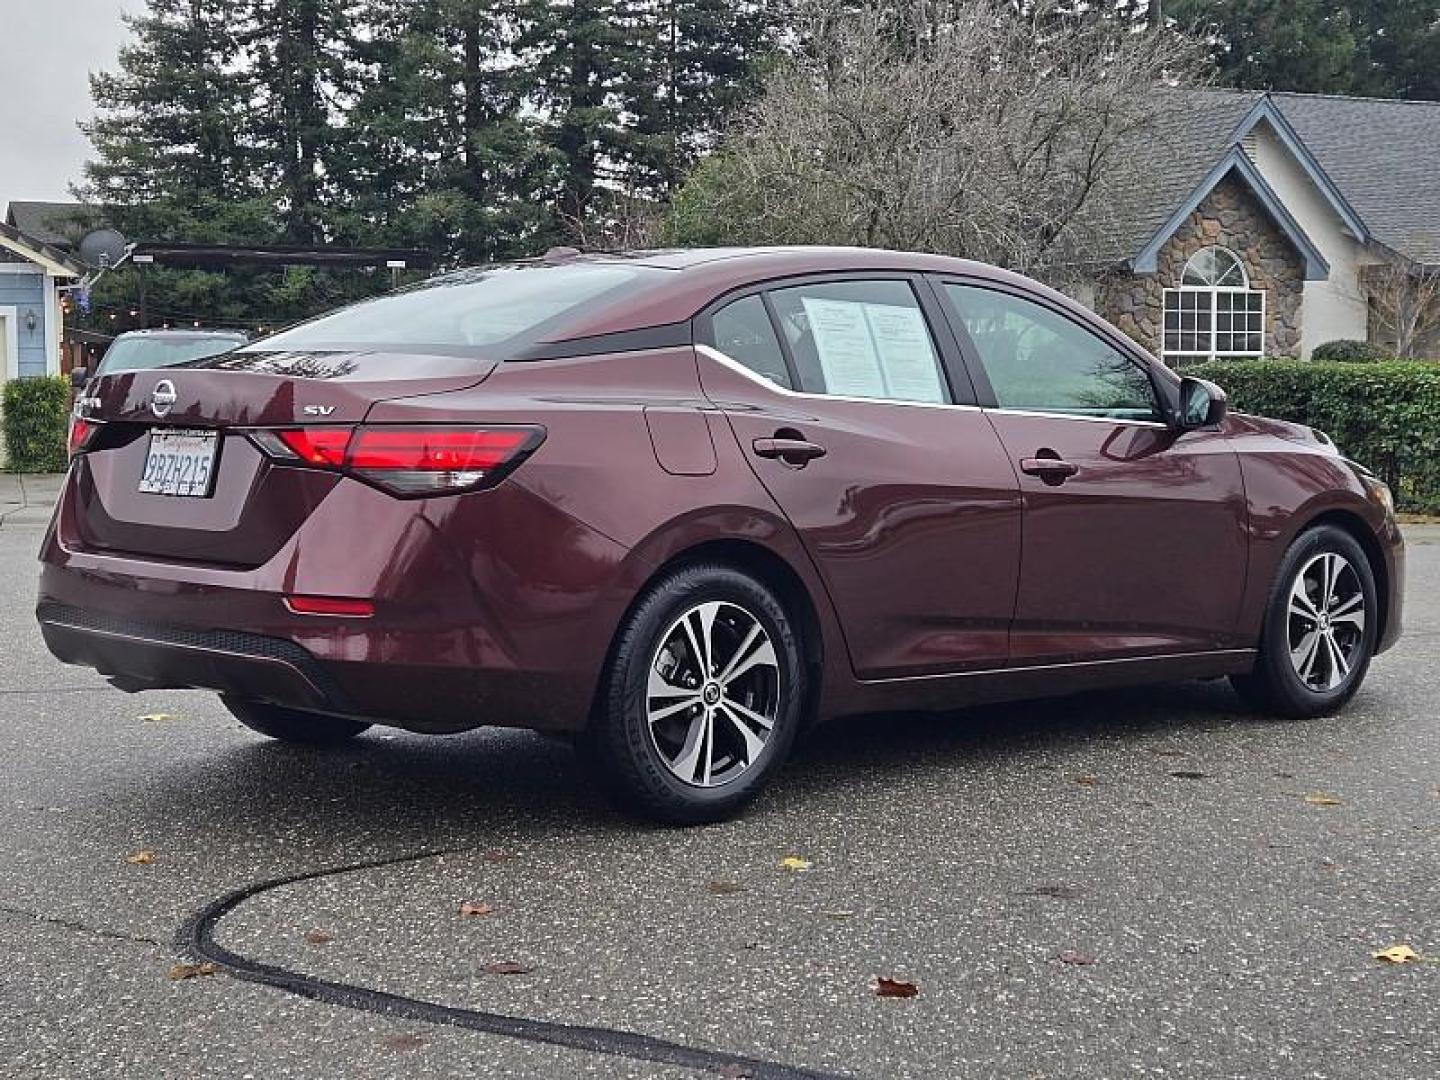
[138,429,220,497]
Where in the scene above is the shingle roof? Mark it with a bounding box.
[3,201,104,250]
[1074,89,1263,268]
[1269,92,1440,264]
[1080,88,1440,269]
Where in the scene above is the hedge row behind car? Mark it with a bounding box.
[2,375,70,473]
[1191,359,1440,513]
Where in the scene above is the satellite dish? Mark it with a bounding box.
[77,228,129,270]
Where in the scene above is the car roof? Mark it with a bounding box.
[545,245,1049,342]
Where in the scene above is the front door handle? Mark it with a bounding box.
[1019,455,1079,482]
[753,437,827,467]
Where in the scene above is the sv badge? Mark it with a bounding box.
[302,405,337,416]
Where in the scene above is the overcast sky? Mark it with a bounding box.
[0,0,132,204]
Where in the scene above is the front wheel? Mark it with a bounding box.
[1231,525,1377,718]
[580,563,806,825]
[222,696,372,744]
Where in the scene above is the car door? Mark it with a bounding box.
[936,278,1249,665]
[695,276,1022,680]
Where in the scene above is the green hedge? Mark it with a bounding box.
[1191,360,1440,513]
[1309,339,1388,363]
[2,376,71,473]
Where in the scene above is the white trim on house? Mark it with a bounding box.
[42,274,61,375]
[0,231,79,279]
[0,305,19,382]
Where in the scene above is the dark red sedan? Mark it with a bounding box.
[39,247,1404,823]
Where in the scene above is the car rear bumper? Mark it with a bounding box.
[36,470,637,733]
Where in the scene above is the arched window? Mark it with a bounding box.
[1162,246,1265,362]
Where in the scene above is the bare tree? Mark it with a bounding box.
[1363,249,1440,360]
[669,0,1208,282]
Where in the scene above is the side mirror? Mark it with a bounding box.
[1177,376,1227,430]
[69,367,89,389]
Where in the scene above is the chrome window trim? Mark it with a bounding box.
[695,344,983,413]
[983,406,1171,430]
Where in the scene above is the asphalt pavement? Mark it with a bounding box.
[1,473,1435,1079]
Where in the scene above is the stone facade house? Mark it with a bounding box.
[1071,90,1440,363]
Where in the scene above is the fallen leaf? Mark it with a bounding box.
[1072,775,1100,787]
[1303,792,1345,806]
[482,961,532,975]
[1055,950,1098,966]
[1170,770,1209,780]
[459,902,495,917]
[716,1067,754,1079]
[707,881,746,895]
[382,1033,425,1051]
[1148,748,1188,758]
[304,928,335,945]
[1373,944,1422,964]
[125,850,156,865]
[821,909,856,919]
[874,976,919,998]
[779,856,812,872]
[482,850,512,863]
[138,713,178,723]
[1017,884,1087,899]
[169,961,218,981]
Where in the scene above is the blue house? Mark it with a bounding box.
[0,214,84,389]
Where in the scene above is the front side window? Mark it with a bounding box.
[944,284,1159,421]
[1163,246,1265,363]
[765,280,950,404]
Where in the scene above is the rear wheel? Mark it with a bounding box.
[1231,525,1377,718]
[581,563,805,825]
[222,696,371,744]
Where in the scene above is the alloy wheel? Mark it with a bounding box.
[1287,552,1366,692]
[646,600,782,788]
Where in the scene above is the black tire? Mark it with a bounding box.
[222,696,371,744]
[1231,524,1378,718]
[580,562,806,825]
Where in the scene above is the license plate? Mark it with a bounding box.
[138,429,220,497]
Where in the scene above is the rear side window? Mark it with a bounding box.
[766,280,950,404]
[709,295,793,389]
[246,263,666,355]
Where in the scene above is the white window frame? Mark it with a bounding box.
[1161,247,1267,364]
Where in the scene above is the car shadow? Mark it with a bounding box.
[119,678,1276,851]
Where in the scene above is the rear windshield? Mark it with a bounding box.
[99,336,244,374]
[243,263,664,355]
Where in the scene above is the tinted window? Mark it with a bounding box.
[766,280,949,404]
[944,285,1158,420]
[710,294,792,389]
[247,263,664,354]
[99,336,244,374]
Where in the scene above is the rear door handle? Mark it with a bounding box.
[753,437,827,467]
[1019,456,1079,480]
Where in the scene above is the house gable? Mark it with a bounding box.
[1132,148,1329,281]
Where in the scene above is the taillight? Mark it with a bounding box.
[251,425,544,497]
[68,417,97,458]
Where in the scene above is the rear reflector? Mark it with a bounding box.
[285,595,375,618]
[252,424,544,497]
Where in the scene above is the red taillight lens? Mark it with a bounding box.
[277,427,352,465]
[348,428,533,471]
[255,425,543,497]
[68,417,96,458]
